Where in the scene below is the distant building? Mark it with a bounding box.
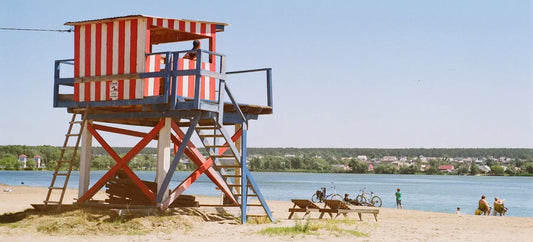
[382,156,398,162]
[438,165,454,172]
[284,154,296,158]
[478,165,491,173]
[18,154,27,168]
[33,155,42,168]
[357,155,368,161]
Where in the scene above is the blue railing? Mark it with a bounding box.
[53,50,273,118]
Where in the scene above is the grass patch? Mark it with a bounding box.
[259,220,315,236]
[258,218,369,238]
[1,208,199,236]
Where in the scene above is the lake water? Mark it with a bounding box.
[1,171,531,217]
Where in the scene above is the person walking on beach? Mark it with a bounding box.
[395,188,403,209]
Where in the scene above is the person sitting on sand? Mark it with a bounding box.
[343,193,361,206]
[183,40,201,60]
[456,207,461,214]
[478,195,491,215]
[493,197,507,216]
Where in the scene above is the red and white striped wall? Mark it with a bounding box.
[71,15,218,102]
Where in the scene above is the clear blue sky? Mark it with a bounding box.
[0,1,531,148]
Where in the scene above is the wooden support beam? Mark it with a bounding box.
[77,121,164,203]
[156,115,200,203]
[168,121,242,206]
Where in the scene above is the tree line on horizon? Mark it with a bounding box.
[0,145,532,176]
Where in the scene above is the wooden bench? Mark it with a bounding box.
[319,199,379,222]
[288,199,321,219]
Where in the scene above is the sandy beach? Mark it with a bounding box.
[1,184,532,242]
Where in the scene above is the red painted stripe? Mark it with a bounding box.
[190,21,196,33]
[73,83,79,101]
[95,23,102,76]
[154,55,161,95]
[95,81,101,101]
[210,62,216,100]
[74,26,80,77]
[118,20,125,74]
[106,22,113,76]
[130,79,136,99]
[179,21,185,31]
[130,19,138,73]
[168,19,174,29]
[144,56,150,97]
[188,61,195,97]
[84,24,91,77]
[177,58,183,96]
[118,80,124,100]
[157,18,163,27]
[200,23,206,34]
[84,82,90,101]
[106,81,110,100]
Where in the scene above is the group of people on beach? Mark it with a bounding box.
[476,195,507,216]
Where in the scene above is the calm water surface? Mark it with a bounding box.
[1,171,531,217]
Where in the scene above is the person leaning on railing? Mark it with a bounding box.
[183,40,201,60]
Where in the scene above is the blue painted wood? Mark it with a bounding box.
[244,167,275,222]
[240,124,247,224]
[155,115,200,203]
[266,69,273,109]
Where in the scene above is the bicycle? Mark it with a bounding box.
[355,188,382,207]
[311,184,343,203]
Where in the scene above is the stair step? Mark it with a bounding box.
[199,134,224,138]
[204,145,229,148]
[234,193,258,197]
[60,147,76,150]
[210,154,236,158]
[227,184,252,188]
[54,172,69,176]
[196,126,218,130]
[44,201,61,204]
[66,133,80,137]
[216,165,241,168]
[246,204,263,207]
[221,174,242,178]
[49,186,64,190]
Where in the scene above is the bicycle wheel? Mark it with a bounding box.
[331,194,343,200]
[355,195,367,205]
[311,194,321,203]
[371,196,382,207]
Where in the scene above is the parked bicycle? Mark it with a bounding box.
[311,183,343,203]
[355,188,382,207]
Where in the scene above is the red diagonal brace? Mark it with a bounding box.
[163,121,242,207]
[77,120,164,203]
[160,156,214,210]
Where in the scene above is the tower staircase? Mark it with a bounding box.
[195,118,274,222]
[43,108,87,210]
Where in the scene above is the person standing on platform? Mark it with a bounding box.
[395,188,403,209]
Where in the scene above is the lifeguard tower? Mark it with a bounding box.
[44,15,274,223]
